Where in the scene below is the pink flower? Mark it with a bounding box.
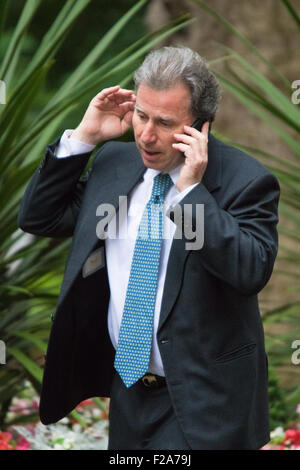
[32,400,39,409]
[0,432,13,450]
[284,429,300,446]
[15,436,30,450]
[261,444,285,450]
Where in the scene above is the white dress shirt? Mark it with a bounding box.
[56,130,198,376]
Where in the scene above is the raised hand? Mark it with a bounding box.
[71,86,136,145]
[172,121,210,192]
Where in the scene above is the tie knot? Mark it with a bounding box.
[151,173,173,202]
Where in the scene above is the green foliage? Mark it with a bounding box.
[268,366,296,429]
[268,366,289,429]
[0,0,193,428]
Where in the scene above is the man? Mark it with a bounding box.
[18,47,280,450]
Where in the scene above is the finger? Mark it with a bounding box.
[199,122,209,145]
[107,88,135,98]
[121,110,134,133]
[183,125,203,138]
[184,125,209,145]
[95,87,133,104]
[173,133,196,145]
[118,101,136,115]
[118,88,135,95]
[97,86,120,99]
[172,142,190,154]
[201,121,210,136]
[107,90,136,105]
[184,122,209,137]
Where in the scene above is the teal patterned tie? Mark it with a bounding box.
[114,173,173,387]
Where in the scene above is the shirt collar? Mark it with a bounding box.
[142,162,184,187]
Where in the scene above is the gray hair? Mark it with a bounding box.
[134,47,221,125]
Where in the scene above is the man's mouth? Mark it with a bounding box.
[141,148,161,160]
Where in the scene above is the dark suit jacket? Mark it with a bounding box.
[18,133,280,450]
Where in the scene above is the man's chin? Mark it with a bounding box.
[139,149,163,169]
[141,154,183,173]
[142,157,161,169]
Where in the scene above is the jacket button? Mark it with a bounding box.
[160,339,169,344]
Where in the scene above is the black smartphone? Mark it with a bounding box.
[190,117,206,131]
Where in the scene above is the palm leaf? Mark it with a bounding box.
[280,0,300,29]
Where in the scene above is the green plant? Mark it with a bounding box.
[0,0,193,428]
[268,366,296,430]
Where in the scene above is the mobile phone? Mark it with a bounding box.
[190,117,206,131]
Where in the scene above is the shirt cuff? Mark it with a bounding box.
[55,129,96,158]
[169,182,199,207]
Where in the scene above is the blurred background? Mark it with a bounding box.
[0,0,299,450]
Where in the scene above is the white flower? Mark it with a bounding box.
[92,409,101,418]
[59,418,69,425]
[270,427,285,439]
[53,444,64,450]
[12,416,109,450]
[72,424,82,433]
[63,439,74,450]
[52,430,64,440]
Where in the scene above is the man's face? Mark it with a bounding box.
[132,82,194,172]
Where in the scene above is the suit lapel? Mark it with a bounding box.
[158,133,222,333]
[202,133,222,193]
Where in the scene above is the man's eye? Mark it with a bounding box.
[160,121,172,128]
[138,113,147,120]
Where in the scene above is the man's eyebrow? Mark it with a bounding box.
[134,104,176,123]
[134,104,146,114]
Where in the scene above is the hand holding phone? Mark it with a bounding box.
[172,120,209,192]
[177,118,209,158]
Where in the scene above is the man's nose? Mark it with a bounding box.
[140,122,157,144]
